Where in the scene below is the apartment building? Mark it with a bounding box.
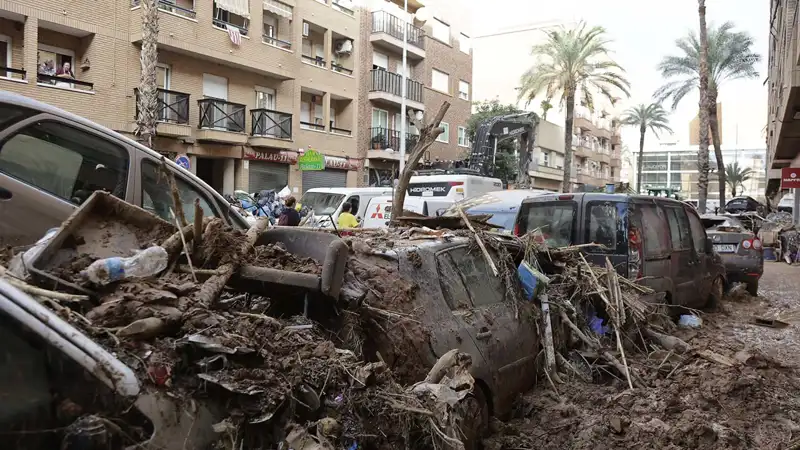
[767,0,800,195]
[357,0,473,186]
[570,103,623,191]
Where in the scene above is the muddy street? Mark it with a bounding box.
[484,261,800,450]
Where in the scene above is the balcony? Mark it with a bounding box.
[0,67,26,82]
[370,127,419,152]
[301,120,326,131]
[332,0,355,16]
[263,35,292,50]
[531,164,563,181]
[368,70,424,110]
[37,73,94,93]
[331,121,352,136]
[370,11,426,60]
[131,0,197,19]
[249,109,293,149]
[332,62,354,75]
[302,54,327,68]
[135,88,192,137]
[197,98,247,144]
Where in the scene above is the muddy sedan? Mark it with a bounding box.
[702,214,764,296]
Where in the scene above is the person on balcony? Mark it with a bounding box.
[55,62,75,89]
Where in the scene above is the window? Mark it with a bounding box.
[37,44,75,85]
[436,122,449,143]
[457,126,470,147]
[372,108,388,129]
[521,202,576,247]
[458,80,470,100]
[542,151,550,167]
[141,160,216,223]
[436,250,472,310]
[459,33,471,54]
[586,201,622,254]
[447,246,505,306]
[0,34,10,78]
[372,52,388,70]
[639,204,671,257]
[430,18,450,43]
[664,207,692,250]
[213,1,249,33]
[686,210,707,254]
[432,69,449,93]
[0,121,128,205]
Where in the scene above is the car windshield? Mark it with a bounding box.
[300,192,346,216]
[522,202,576,248]
[470,210,517,231]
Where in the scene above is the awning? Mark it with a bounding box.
[263,0,293,19]
[216,0,250,18]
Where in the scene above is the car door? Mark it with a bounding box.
[137,155,221,224]
[686,207,713,306]
[438,244,538,402]
[0,115,131,247]
[663,204,696,307]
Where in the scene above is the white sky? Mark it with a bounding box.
[467,0,768,150]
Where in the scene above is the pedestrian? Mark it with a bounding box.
[278,196,301,226]
[337,202,360,229]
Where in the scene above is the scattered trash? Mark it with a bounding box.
[678,314,703,328]
[82,246,169,285]
[518,260,550,301]
[752,316,791,328]
[588,312,609,335]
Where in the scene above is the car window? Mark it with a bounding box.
[446,246,505,306]
[141,160,217,223]
[639,204,671,257]
[0,121,128,205]
[686,210,707,254]
[585,201,625,254]
[0,102,35,129]
[300,192,346,216]
[469,210,517,231]
[521,201,576,247]
[664,207,692,251]
[436,251,473,310]
[346,195,361,215]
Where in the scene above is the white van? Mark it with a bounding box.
[407,171,503,206]
[361,195,449,228]
[300,187,394,228]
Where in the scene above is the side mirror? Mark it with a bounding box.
[705,237,714,254]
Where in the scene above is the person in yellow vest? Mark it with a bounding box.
[337,202,360,229]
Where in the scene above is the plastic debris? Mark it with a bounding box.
[82,246,169,285]
[678,314,703,328]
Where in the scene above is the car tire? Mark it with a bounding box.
[706,276,724,309]
[747,280,759,297]
[458,386,489,450]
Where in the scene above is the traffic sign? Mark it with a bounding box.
[175,154,191,171]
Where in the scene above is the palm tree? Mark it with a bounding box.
[725,161,753,197]
[620,103,673,193]
[656,20,760,211]
[136,0,160,149]
[518,21,630,192]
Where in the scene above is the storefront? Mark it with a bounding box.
[244,149,295,193]
[300,155,362,192]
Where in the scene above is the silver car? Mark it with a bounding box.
[702,214,764,296]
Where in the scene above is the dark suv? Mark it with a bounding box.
[515,193,726,309]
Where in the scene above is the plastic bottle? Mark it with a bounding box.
[83,246,169,285]
[678,314,703,328]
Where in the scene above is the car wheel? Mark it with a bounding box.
[458,387,489,450]
[706,276,724,309]
[747,280,759,297]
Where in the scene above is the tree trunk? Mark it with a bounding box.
[697,0,711,214]
[391,102,451,224]
[636,125,646,194]
[561,90,576,193]
[136,0,160,149]
[708,88,726,208]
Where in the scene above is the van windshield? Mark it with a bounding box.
[470,210,517,231]
[300,192,346,216]
[521,202,576,247]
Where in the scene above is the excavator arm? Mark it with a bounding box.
[468,112,539,183]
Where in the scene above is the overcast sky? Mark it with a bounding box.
[467,0,769,150]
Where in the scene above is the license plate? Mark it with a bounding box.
[713,244,737,253]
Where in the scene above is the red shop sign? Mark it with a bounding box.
[325,156,362,171]
[244,149,298,164]
[781,167,800,189]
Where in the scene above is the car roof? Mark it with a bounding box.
[521,192,688,206]
[0,91,232,207]
[304,187,393,195]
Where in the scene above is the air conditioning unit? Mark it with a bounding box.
[335,39,353,55]
[302,22,309,37]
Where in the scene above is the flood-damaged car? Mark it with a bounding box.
[701,214,764,296]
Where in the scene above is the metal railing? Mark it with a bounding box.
[302,55,326,67]
[369,127,419,151]
[262,35,292,50]
[332,0,354,16]
[370,69,423,103]
[371,11,425,50]
[37,73,94,91]
[131,0,197,18]
[213,18,249,36]
[135,88,190,124]
[251,109,292,139]
[332,63,353,75]
[331,122,352,135]
[198,98,245,132]
[301,121,325,131]
[0,67,26,80]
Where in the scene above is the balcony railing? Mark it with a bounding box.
[302,54,326,68]
[135,88,190,125]
[370,69,423,103]
[131,0,197,19]
[262,35,292,50]
[371,11,425,50]
[331,122,352,136]
[213,19,248,36]
[0,67,26,80]
[198,98,245,132]
[332,62,353,75]
[370,127,418,151]
[251,109,292,139]
[301,121,325,131]
[332,0,354,16]
[37,73,94,91]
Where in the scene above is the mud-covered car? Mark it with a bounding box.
[345,234,540,444]
[702,214,764,296]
